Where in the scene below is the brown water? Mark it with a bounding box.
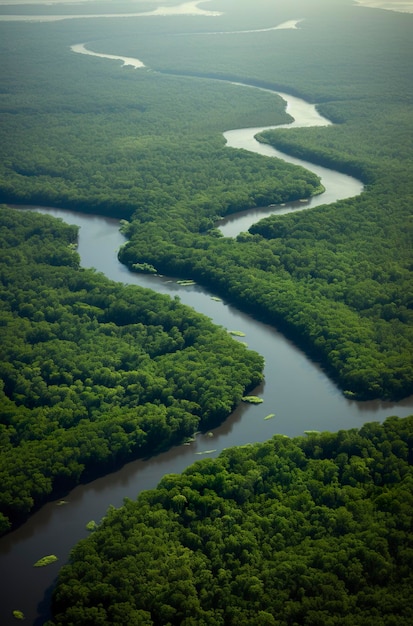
[1,94,411,624]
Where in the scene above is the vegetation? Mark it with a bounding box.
[114,0,413,400]
[33,555,58,568]
[131,262,158,274]
[0,21,309,219]
[49,415,413,625]
[2,1,408,399]
[0,0,411,621]
[12,611,24,621]
[0,207,263,533]
[241,396,263,404]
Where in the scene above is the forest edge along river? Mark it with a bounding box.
[2,52,413,626]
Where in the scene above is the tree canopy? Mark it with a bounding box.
[1,0,411,399]
[49,415,413,625]
[0,207,263,533]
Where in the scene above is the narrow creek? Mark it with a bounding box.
[1,57,412,626]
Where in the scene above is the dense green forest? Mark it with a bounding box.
[114,0,413,400]
[0,207,263,533]
[0,0,412,623]
[0,20,316,217]
[1,0,411,400]
[49,415,413,625]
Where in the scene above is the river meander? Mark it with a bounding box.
[0,0,222,21]
[1,59,413,626]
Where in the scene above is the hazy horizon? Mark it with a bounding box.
[1,0,413,13]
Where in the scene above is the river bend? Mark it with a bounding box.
[1,54,412,626]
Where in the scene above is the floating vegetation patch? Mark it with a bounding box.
[343,390,357,398]
[12,610,24,620]
[228,330,246,337]
[242,395,263,404]
[33,554,58,567]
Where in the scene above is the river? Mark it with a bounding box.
[1,80,413,626]
[0,0,222,21]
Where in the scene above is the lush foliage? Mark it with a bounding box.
[114,0,413,400]
[0,207,263,533]
[49,415,413,625]
[2,1,409,399]
[0,1,412,621]
[0,20,318,219]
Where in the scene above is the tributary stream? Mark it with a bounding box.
[1,74,412,626]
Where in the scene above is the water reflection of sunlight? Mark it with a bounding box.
[0,0,222,21]
[355,0,413,13]
[197,19,304,35]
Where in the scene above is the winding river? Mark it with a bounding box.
[0,0,222,21]
[1,59,413,626]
